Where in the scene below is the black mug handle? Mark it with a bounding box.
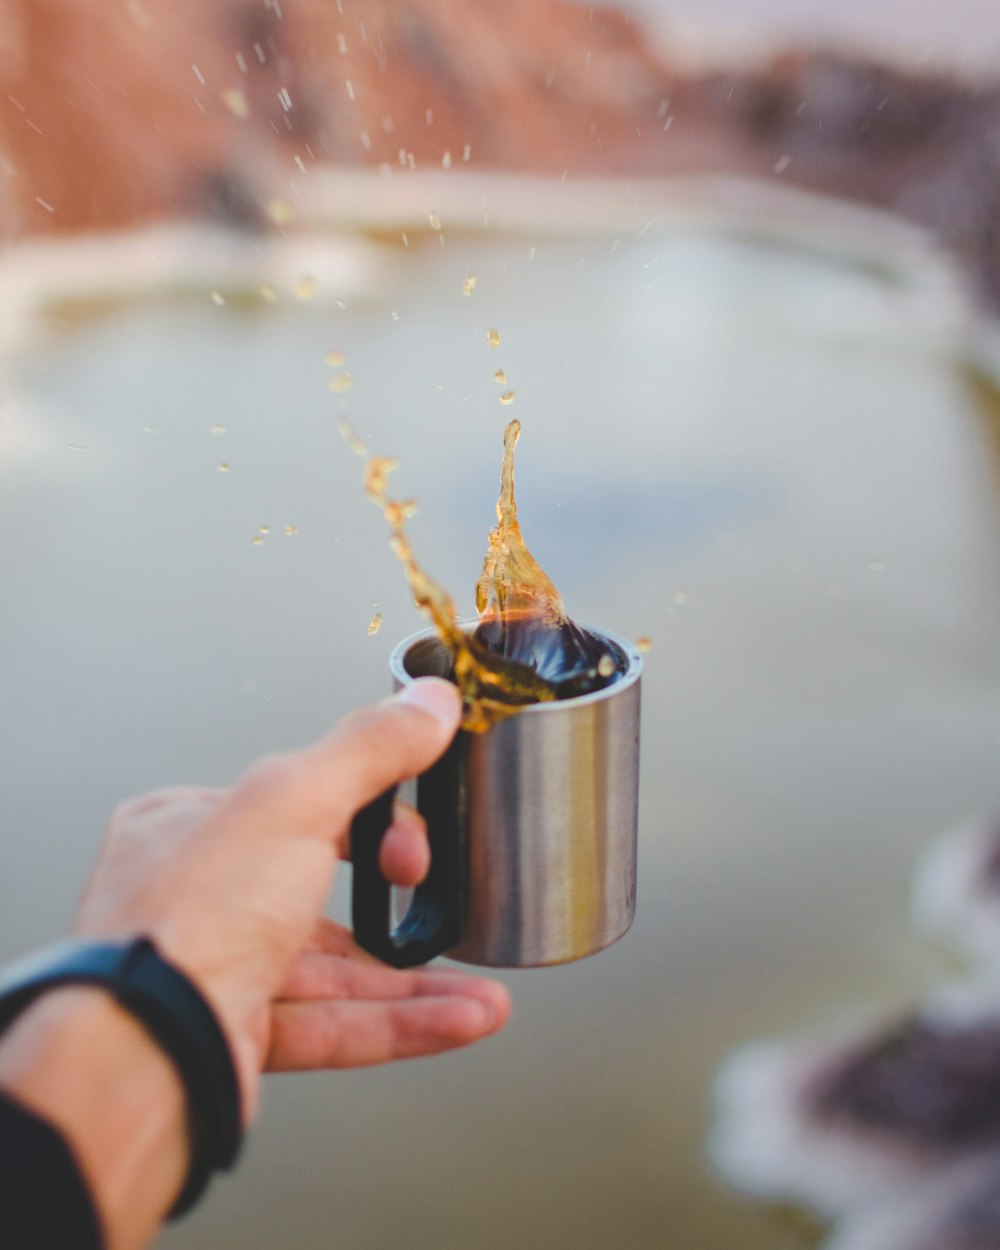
[350,734,465,968]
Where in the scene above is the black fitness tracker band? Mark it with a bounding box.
[0,937,243,1217]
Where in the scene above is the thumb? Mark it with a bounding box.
[228,678,462,848]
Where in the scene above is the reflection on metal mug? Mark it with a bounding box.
[350,624,642,968]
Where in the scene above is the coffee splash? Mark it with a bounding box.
[473,419,611,698]
[350,417,617,732]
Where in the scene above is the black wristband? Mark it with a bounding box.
[0,937,243,1218]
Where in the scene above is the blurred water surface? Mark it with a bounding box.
[2,201,1000,1249]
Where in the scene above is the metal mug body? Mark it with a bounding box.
[390,624,642,968]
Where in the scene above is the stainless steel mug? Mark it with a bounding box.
[350,623,642,968]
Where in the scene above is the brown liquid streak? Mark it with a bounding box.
[475,419,566,626]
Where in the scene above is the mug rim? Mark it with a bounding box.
[388,619,643,713]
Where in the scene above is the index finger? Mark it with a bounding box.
[226,678,461,849]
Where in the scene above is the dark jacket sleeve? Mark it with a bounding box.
[0,1089,103,1249]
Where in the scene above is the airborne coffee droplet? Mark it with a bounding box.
[337,418,369,458]
[222,88,249,119]
[268,199,293,226]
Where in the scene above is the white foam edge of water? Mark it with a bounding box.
[708,1029,931,1218]
[315,168,1000,384]
[296,167,934,260]
[292,168,980,347]
[821,1146,1000,1250]
[910,816,1000,971]
[0,172,976,359]
[708,975,1000,1217]
[0,220,389,360]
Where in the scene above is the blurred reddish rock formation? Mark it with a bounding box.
[281,0,674,172]
[0,0,691,240]
[2,0,999,303]
[0,1,271,240]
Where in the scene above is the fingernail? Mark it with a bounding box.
[468,1000,492,1033]
[476,997,499,1032]
[396,677,461,729]
[480,985,510,1033]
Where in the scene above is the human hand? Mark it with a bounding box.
[74,679,511,1122]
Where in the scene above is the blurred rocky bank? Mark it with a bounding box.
[1,0,999,306]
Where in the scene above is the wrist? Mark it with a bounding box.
[0,936,246,1223]
[0,986,188,1250]
[115,923,267,1124]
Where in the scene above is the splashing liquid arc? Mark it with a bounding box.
[355,418,617,733]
